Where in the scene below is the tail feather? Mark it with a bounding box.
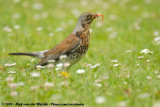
[8,52,37,57]
[8,50,49,59]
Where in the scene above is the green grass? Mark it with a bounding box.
[0,0,160,107]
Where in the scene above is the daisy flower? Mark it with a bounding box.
[31,72,40,77]
[10,91,18,96]
[60,55,67,60]
[95,96,106,104]
[44,82,54,87]
[76,69,85,74]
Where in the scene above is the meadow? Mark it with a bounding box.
[0,0,160,107]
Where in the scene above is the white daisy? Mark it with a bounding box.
[8,83,17,89]
[36,27,43,31]
[138,93,150,99]
[14,25,20,29]
[93,83,102,87]
[113,64,119,67]
[127,74,130,78]
[137,56,144,59]
[109,14,117,20]
[55,68,61,71]
[117,101,127,107]
[95,79,102,83]
[49,33,54,37]
[41,12,48,18]
[140,49,153,54]
[125,50,132,53]
[61,81,69,86]
[109,31,118,38]
[64,62,70,67]
[155,71,159,74]
[89,28,93,33]
[157,75,160,79]
[10,91,18,96]
[90,63,100,68]
[60,55,67,60]
[153,31,159,36]
[102,75,109,79]
[36,65,45,69]
[154,37,160,42]
[95,96,106,104]
[76,69,85,74]
[56,27,63,32]
[137,64,140,66]
[17,82,25,86]
[47,60,55,63]
[51,94,62,100]
[87,64,92,67]
[157,41,160,45]
[3,26,12,32]
[147,76,151,80]
[4,63,16,67]
[147,60,150,62]
[6,77,14,82]
[7,71,16,74]
[47,64,54,68]
[13,0,21,3]
[106,27,113,32]
[44,82,54,87]
[56,63,63,68]
[111,60,118,63]
[31,59,35,62]
[32,3,43,10]
[30,86,37,90]
[12,13,20,19]
[96,22,103,27]
[124,81,127,85]
[31,72,40,77]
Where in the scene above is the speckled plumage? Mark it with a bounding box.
[9,12,103,67]
[66,27,90,64]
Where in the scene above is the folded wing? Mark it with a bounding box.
[37,34,81,66]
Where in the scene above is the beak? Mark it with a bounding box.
[92,13,103,18]
[92,13,103,22]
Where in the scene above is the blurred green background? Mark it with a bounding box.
[0,0,160,107]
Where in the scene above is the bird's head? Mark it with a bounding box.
[73,12,103,33]
[79,12,103,28]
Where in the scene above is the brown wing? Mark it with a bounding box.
[36,34,81,66]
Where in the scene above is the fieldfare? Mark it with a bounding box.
[9,12,103,67]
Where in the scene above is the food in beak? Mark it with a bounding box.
[94,13,103,23]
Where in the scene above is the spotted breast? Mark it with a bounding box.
[66,28,90,64]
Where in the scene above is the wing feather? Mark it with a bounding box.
[36,34,81,66]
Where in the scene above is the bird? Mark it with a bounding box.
[9,12,103,68]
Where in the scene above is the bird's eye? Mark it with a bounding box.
[87,15,90,18]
